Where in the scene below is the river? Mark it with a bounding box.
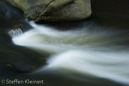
[0,0,129,86]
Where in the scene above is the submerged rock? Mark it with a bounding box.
[0,46,49,73]
[6,0,92,22]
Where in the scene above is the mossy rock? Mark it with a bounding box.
[6,0,92,22]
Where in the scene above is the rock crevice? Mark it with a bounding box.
[6,0,92,22]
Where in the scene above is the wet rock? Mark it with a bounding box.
[0,0,49,73]
[6,0,92,22]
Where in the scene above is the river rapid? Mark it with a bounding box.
[0,0,129,86]
[11,20,129,86]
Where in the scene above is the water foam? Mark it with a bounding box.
[8,28,23,37]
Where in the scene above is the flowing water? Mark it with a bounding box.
[0,0,129,86]
[10,21,129,86]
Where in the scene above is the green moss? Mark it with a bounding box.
[6,64,12,67]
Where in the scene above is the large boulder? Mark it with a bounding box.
[6,0,92,22]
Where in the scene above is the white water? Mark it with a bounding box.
[8,28,23,38]
[11,21,129,85]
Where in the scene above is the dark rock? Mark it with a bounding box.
[0,0,49,73]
